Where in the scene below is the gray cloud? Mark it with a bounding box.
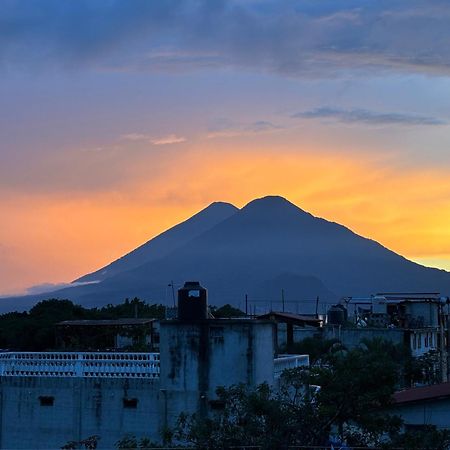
[206,119,283,139]
[2,1,450,77]
[293,107,447,127]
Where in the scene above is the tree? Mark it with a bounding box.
[0,298,166,351]
[387,425,450,450]
[210,304,245,318]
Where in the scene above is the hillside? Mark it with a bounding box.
[2,196,450,313]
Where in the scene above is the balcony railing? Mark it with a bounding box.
[0,352,160,379]
[273,354,309,378]
[0,352,308,380]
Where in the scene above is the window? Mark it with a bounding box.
[413,334,417,350]
[209,399,226,411]
[123,398,138,409]
[418,333,422,349]
[39,396,54,406]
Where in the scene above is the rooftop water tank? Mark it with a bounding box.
[178,281,208,321]
[328,304,347,325]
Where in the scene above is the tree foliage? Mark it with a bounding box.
[0,298,165,351]
[210,304,245,318]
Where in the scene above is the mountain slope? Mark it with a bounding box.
[2,195,450,312]
[75,201,238,283]
[68,195,450,307]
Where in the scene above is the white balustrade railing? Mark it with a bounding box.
[0,352,160,379]
[0,352,306,379]
[273,354,309,378]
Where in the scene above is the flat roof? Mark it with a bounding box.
[57,318,156,326]
[257,311,323,327]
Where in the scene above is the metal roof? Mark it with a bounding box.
[393,382,450,405]
[257,311,322,327]
[56,318,156,326]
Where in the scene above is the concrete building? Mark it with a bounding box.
[0,282,307,449]
[257,311,322,348]
[390,382,450,430]
[294,293,445,359]
[56,318,160,352]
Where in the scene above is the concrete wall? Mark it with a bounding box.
[406,302,439,327]
[276,324,318,348]
[0,319,276,448]
[0,377,160,449]
[323,326,405,349]
[390,399,450,430]
[159,319,275,427]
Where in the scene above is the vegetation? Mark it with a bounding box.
[61,435,100,449]
[210,304,245,318]
[0,298,165,351]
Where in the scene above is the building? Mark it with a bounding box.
[390,382,450,430]
[55,318,160,352]
[0,282,308,449]
[257,311,322,348]
[344,293,447,380]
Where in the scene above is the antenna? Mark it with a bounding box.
[168,281,176,307]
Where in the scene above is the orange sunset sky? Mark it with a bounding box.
[1,1,450,296]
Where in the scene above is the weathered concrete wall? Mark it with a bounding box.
[0,377,160,449]
[389,399,450,430]
[323,326,405,349]
[406,302,439,327]
[159,319,275,427]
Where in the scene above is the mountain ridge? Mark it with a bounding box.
[1,195,449,313]
[75,201,238,283]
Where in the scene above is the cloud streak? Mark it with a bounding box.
[151,134,186,145]
[293,107,447,127]
[121,133,186,145]
[2,1,450,77]
[206,120,283,139]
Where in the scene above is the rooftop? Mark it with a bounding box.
[257,311,322,327]
[57,318,156,326]
[393,382,450,405]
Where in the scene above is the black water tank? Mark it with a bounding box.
[178,281,208,321]
[328,304,347,325]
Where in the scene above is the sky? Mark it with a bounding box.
[1,0,450,296]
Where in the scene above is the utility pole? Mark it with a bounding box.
[281,289,285,312]
[245,294,248,316]
[315,296,320,319]
[168,281,176,307]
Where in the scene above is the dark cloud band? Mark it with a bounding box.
[293,107,446,126]
[2,0,450,77]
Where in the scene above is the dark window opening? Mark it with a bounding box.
[209,399,226,411]
[39,396,54,406]
[123,398,138,408]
